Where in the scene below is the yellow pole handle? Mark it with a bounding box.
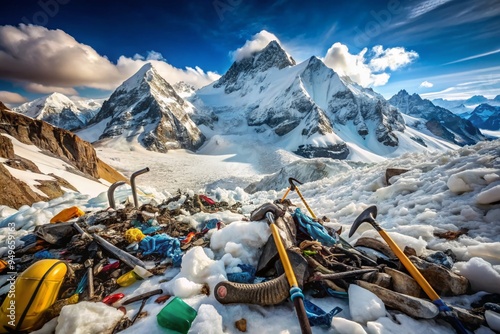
[281,188,291,203]
[378,230,440,301]
[295,188,317,219]
[270,224,298,288]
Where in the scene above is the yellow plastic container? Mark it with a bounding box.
[0,259,67,333]
[117,265,152,287]
[50,206,85,223]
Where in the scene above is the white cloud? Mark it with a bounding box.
[369,46,419,71]
[0,91,27,104]
[419,81,434,88]
[0,24,219,93]
[24,83,78,95]
[408,0,453,19]
[323,43,418,87]
[231,30,282,62]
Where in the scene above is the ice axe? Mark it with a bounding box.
[281,178,316,218]
[281,178,377,266]
[349,206,469,334]
[266,211,312,334]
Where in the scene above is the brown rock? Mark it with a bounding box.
[5,157,41,173]
[409,255,470,296]
[385,168,410,185]
[383,267,422,297]
[356,280,439,319]
[355,237,396,259]
[235,318,247,332]
[0,163,48,209]
[0,134,14,159]
[434,228,469,240]
[0,107,126,183]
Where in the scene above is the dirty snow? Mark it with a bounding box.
[1,138,500,333]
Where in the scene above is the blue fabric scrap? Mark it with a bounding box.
[303,299,343,327]
[20,234,37,245]
[227,264,256,283]
[139,234,183,266]
[34,250,57,259]
[141,226,161,235]
[293,208,338,246]
[200,218,219,232]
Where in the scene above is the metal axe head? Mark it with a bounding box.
[288,177,303,191]
[349,205,378,238]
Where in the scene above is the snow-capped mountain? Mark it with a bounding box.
[432,95,500,115]
[468,103,500,130]
[13,92,102,131]
[389,90,485,145]
[88,63,205,152]
[192,41,454,160]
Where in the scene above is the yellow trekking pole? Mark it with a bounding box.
[281,178,316,218]
[280,177,378,265]
[266,212,311,334]
[349,206,469,334]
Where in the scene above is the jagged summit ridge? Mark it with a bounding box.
[213,40,296,94]
[194,43,412,159]
[89,63,205,152]
[389,90,485,145]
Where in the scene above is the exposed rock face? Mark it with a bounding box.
[0,134,14,159]
[91,63,205,152]
[0,163,48,209]
[214,40,296,94]
[1,107,106,179]
[0,103,126,208]
[389,90,485,145]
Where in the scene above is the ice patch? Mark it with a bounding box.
[348,284,386,324]
[454,257,500,293]
[187,304,223,334]
[55,301,124,334]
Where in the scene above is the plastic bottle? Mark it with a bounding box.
[116,265,152,287]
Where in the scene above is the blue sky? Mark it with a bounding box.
[0,0,499,105]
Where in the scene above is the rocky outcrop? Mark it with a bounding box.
[0,102,126,208]
[0,134,14,159]
[0,107,124,182]
[0,163,49,209]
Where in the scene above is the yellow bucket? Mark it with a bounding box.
[0,259,67,333]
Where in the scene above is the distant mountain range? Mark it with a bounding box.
[432,95,500,115]
[389,90,486,145]
[14,92,102,131]
[7,40,494,162]
[432,96,500,131]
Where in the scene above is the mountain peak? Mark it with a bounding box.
[213,41,295,93]
[119,62,158,92]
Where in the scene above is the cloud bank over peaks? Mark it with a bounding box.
[0,24,220,94]
[231,30,288,62]
[323,42,418,87]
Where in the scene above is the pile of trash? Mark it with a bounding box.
[0,190,242,333]
[0,175,499,334]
